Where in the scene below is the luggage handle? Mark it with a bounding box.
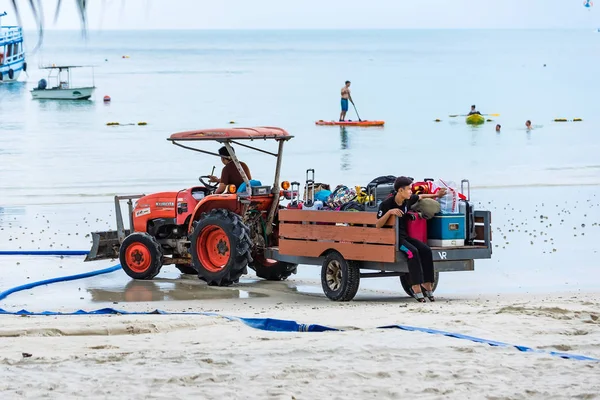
[290,181,300,203]
[306,169,315,183]
[304,170,315,206]
[460,179,470,201]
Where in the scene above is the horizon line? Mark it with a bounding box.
[18,27,597,32]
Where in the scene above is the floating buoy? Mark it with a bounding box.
[103,95,111,102]
[554,118,567,122]
[137,122,147,126]
[486,119,493,122]
[434,119,441,122]
[229,120,236,124]
[573,118,582,122]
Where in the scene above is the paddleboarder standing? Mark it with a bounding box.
[340,81,353,121]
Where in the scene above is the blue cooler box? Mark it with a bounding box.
[427,213,466,247]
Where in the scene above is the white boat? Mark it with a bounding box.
[0,11,27,83]
[31,65,96,100]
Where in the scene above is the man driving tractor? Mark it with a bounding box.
[208,146,252,194]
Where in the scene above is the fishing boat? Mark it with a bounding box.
[31,65,96,100]
[0,11,27,83]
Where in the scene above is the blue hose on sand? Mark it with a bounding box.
[0,250,597,362]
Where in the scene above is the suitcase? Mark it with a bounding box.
[459,179,476,245]
[406,211,427,242]
[302,169,323,210]
[286,181,303,209]
[365,182,395,212]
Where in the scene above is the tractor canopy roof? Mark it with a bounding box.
[168,127,293,142]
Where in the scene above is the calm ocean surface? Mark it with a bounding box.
[1,30,599,302]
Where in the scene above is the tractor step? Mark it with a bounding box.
[85,230,129,262]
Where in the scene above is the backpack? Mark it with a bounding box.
[340,201,365,212]
[367,175,396,187]
[327,185,357,209]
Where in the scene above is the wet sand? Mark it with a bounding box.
[1,186,600,399]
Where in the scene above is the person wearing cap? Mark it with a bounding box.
[375,176,447,302]
[208,146,252,194]
[468,105,481,115]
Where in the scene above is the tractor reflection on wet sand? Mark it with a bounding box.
[85,127,298,286]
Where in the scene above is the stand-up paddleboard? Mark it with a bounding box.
[315,120,385,127]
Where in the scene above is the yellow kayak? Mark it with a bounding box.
[466,114,485,125]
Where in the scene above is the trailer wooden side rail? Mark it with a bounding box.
[265,209,492,301]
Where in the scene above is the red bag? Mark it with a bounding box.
[406,211,427,242]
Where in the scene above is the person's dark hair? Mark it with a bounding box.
[526,120,531,124]
[496,124,501,128]
[345,80,351,84]
[393,176,413,191]
[471,105,476,109]
[218,146,234,158]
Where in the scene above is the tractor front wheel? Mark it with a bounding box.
[119,233,163,280]
[190,209,252,286]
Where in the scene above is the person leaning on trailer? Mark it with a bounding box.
[375,176,447,303]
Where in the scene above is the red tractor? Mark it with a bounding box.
[85,127,297,286]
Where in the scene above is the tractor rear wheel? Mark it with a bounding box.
[190,209,252,286]
[119,232,163,280]
[249,256,298,281]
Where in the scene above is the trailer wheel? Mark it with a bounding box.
[119,232,163,280]
[175,264,197,275]
[249,256,298,281]
[320,252,360,301]
[400,270,439,298]
[190,209,252,286]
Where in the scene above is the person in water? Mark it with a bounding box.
[340,81,353,121]
[468,105,481,115]
[375,176,447,303]
[525,120,532,129]
[495,124,501,132]
[208,146,252,194]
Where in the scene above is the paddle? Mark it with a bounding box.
[351,101,363,122]
[449,113,500,117]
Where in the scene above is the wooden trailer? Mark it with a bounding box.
[264,209,492,301]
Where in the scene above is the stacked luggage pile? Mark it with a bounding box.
[284,170,477,247]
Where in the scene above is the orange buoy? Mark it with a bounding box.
[103,95,111,102]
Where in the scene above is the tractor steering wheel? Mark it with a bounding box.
[199,175,219,193]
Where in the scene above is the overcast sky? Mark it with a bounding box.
[1,0,597,30]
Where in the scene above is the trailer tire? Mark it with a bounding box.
[400,270,439,298]
[250,257,298,281]
[119,232,163,280]
[175,264,197,275]
[320,251,360,301]
[190,209,251,286]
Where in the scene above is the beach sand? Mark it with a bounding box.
[1,289,599,400]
